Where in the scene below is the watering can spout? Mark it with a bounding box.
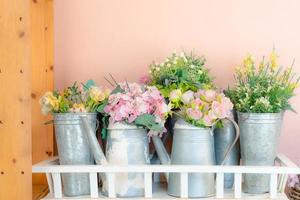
[152,135,170,182]
[80,116,108,165]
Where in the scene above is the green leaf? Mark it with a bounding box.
[111,85,125,94]
[83,79,96,91]
[101,116,109,139]
[96,99,108,113]
[134,114,164,132]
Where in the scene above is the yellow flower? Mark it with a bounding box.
[243,55,255,74]
[70,103,86,112]
[39,91,60,114]
[89,86,110,102]
[258,60,264,72]
[290,82,299,90]
[235,65,244,76]
[270,50,278,71]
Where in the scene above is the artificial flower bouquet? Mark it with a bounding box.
[103,82,171,136]
[227,50,299,113]
[39,80,110,114]
[170,89,234,127]
[146,51,214,108]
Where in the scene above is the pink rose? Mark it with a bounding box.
[203,114,214,126]
[186,108,203,120]
[211,97,233,119]
[204,89,217,102]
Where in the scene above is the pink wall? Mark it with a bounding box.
[54,0,300,164]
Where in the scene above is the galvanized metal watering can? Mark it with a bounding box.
[152,118,239,198]
[238,112,283,194]
[81,116,150,198]
[214,111,240,189]
[53,113,97,197]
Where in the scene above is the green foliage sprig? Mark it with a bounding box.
[227,50,299,113]
[148,51,214,100]
[39,80,110,114]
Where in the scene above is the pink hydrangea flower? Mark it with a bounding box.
[104,82,169,134]
[288,175,300,188]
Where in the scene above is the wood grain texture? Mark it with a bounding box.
[0,0,32,199]
[31,0,54,185]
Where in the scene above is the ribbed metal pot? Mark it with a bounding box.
[168,119,216,198]
[102,122,150,197]
[53,113,97,196]
[238,112,283,194]
[214,113,240,188]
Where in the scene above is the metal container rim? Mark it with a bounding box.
[237,111,284,119]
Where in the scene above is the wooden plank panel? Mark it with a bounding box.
[0,0,32,199]
[44,0,54,158]
[31,0,54,185]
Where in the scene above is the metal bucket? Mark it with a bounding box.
[102,122,150,197]
[53,113,97,196]
[214,113,240,188]
[238,112,283,194]
[168,119,216,198]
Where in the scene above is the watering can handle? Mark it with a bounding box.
[213,117,240,166]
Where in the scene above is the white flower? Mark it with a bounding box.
[167,63,171,67]
[181,90,194,104]
[190,65,195,69]
[156,67,160,71]
[173,60,177,65]
[198,70,203,74]
[160,63,164,67]
[161,102,172,114]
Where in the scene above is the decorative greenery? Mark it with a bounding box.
[227,50,299,113]
[39,80,110,114]
[145,51,214,107]
[170,89,233,128]
[103,82,171,136]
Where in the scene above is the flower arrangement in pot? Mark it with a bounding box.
[142,51,215,160]
[82,81,170,197]
[145,51,214,105]
[39,81,110,197]
[227,50,300,194]
[152,88,239,198]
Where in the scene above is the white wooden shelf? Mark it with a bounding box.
[32,154,300,200]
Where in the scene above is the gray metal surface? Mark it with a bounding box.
[238,112,283,194]
[168,119,216,198]
[214,118,240,189]
[81,118,150,198]
[105,124,150,197]
[53,113,97,196]
[153,119,216,198]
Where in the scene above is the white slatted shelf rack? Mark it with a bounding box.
[32,154,300,200]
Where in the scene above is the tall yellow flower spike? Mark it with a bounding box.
[243,55,255,74]
[270,49,278,71]
[258,57,265,72]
